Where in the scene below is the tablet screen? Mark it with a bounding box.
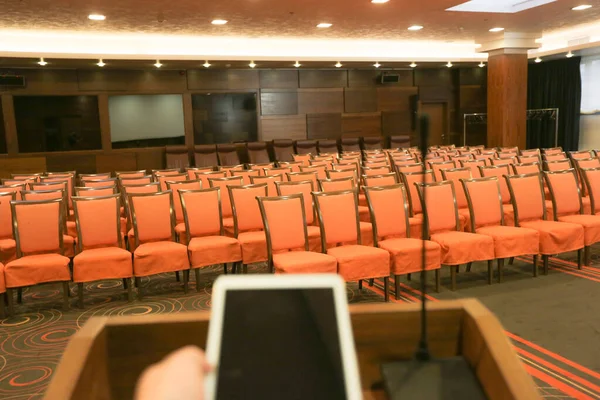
[215,288,347,400]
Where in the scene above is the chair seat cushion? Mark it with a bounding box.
[73,247,133,283]
[476,226,539,259]
[238,231,267,264]
[0,263,5,293]
[188,236,242,268]
[557,215,600,246]
[5,253,71,288]
[378,238,441,275]
[67,221,78,238]
[63,235,76,258]
[134,241,189,277]
[520,220,584,255]
[273,251,337,274]
[327,245,390,282]
[307,225,322,252]
[0,238,16,264]
[175,223,189,245]
[430,231,495,265]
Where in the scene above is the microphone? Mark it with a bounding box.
[379,115,486,399]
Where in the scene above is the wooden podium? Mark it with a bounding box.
[44,299,539,400]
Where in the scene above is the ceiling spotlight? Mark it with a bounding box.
[478,62,485,68]
[335,62,342,68]
[249,61,256,68]
[294,61,301,68]
[97,59,106,67]
[154,60,162,68]
[535,57,542,63]
[410,62,417,68]
[572,5,592,10]
[373,62,381,68]
[371,0,389,3]
[203,61,211,68]
[88,14,106,21]
[408,25,423,31]
[446,61,453,68]
[566,51,574,58]
[211,19,228,25]
[489,27,504,32]
[37,57,47,66]
[317,23,332,28]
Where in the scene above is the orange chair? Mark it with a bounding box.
[11,173,42,182]
[83,178,118,188]
[460,160,485,178]
[300,165,327,180]
[208,176,244,236]
[416,181,495,290]
[521,149,541,157]
[118,176,153,188]
[428,160,456,181]
[544,159,572,172]
[276,180,322,252]
[248,163,275,175]
[228,184,269,271]
[491,157,516,167]
[574,158,600,197]
[396,163,425,175]
[512,162,541,175]
[569,150,594,160]
[399,170,434,238]
[313,189,390,300]
[30,180,75,236]
[292,153,312,166]
[544,169,600,266]
[332,163,359,174]
[230,169,260,185]
[180,188,243,288]
[249,174,283,196]
[74,186,117,197]
[581,167,600,215]
[218,164,245,173]
[5,198,71,314]
[440,168,473,231]
[80,173,111,184]
[185,167,214,180]
[318,177,370,222]
[278,161,302,173]
[166,180,202,245]
[116,170,147,179]
[122,183,161,250]
[129,191,190,297]
[257,194,337,274]
[152,168,181,179]
[264,167,292,179]
[0,192,17,265]
[363,166,392,176]
[287,171,318,188]
[517,155,540,164]
[505,173,584,274]
[543,153,567,162]
[474,153,495,165]
[364,185,442,298]
[41,175,75,212]
[461,177,540,279]
[479,165,514,226]
[72,194,133,307]
[157,173,187,191]
[326,169,358,186]
[194,171,227,188]
[363,173,398,187]
[0,183,26,200]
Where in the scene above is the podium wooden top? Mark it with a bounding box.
[45,299,539,400]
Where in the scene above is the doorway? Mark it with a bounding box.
[420,102,448,146]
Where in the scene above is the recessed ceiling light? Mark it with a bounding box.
[203,61,211,68]
[478,62,485,68]
[88,14,106,21]
[489,27,504,32]
[410,62,417,68]
[373,62,381,68]
[37,57,47,66]
[97,59,105,67]
[371,0,389,3]
[535,57,542,63]
[566,51,574,58]
[317,23,332,28]
[572,5,592,10]
[294,61,301,68]
[446,61,453,68]
[335,62,342,68]
[249,61,256,68]
[154,60,162,68]
[211,19,228,25]
[408,25,423,31]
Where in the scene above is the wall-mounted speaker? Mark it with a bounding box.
[0,75,26,87]
[380,74,400,84]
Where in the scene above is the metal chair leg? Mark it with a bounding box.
[450,266,457,291]
[369,278,374,286]
[395,275,401,300]
[183,270,189,294]
[584,245,591,266]
[136,277,143,300]
[383,277,389,302]
[487,260,493,285]
[17,288,22,304]
[175,271,180,282]
[407,273,411,281]
[243,264,248,274]
[195,269,201,292]
[577,248,583,270]
[466,262,472,272]
[223,263,228,275]
[122,278,128,289]
[127,278,133,302]
[7,288,14,316]
[358,280,363,290]
[0,294,5,319]
[532,254,538,277]
[63,282,70,310]
[543,255,549,275]
[435,269,440,293]
[232,263,238,274]
[509,257,515,265]
[497,258,504,283]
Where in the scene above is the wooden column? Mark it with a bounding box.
[487,53,528,149]
[182,93,194,149]
[98,94,112,151]
[1,95,19,154]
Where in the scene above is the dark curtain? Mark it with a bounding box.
[527,57,581,150]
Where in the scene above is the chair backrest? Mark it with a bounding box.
[276,180,316,225]
[73,194,122,251]
[318,139,339,154]
[512,162,541,175]
[228,184,268,236]
[292,153,312,165]
[249,175,283,196]
[295,140,317,155]
[11,198,64,256]
[122,183,161,223]
[272,139,295,162]
[318,177,355,192]
[362,137,382,150]
[166,145,190,169]
[180,188,224,238]
[395,163,424,174]
[218,164,245,173]
[0,192,16,239]
[119,176,153,187]
[416,181,460,235]
[11,173,42,182]
[264,167,292,179]
[158,173,187,191]
[41,175,74,199]
[208,176,244,218]
[185,167,214,180]
[440,168,472,209]
[362,173,398,187]
[544,159,572,172]
[248,163,275,175]
[116,170,147,179]
[309,160,334,170]
[460,159,485,178]
[543,153,567,162]
[569,150,594,160]
[479,165,511,204]
[247,142,271,164]
[581,167,600,214]
[517,155,540,164]
[496,152,517,160]
[520,149,541,157]
[313,189,361,247]
[74,186,117,197]
[504,173,546,224]
[326,169,358,185]
[542,147,563,155]
[461,177,505,231]
[364,185,410,244]
[152,169,181,179]
[217,144,241,166]
[576,159,600,196]
[30,180,68,193]
[300,165,327,180]
[166,180,203,223]
[429,161,456,181]
[340,138,361,152]
[399,170,434,216]
[363,166,392,176]
[129,191,175,245]
[194,171,228,188]
[363,160,388,169]
[230,170,260,185]
[287,171,318,188]
[80,173,112,183]
[194,145,219,167]
[257,194,309,257]
[0,184,26,200]
[474,153,495,164]
[278,161,302,173]
[84,178,118,189]
[491,157,516,167]
[543,169,583,220]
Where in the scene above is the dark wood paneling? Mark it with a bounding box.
[299,70,347,88]
[382,111,413,136]
[419,86,453,102]
[377,87,417,112]
[260,115,307,141]
[186,70,229,90]
[460,67,487,86]
[259,70,298,89]
[228,70,259,89]
[0,157,46,178]
[348,70,380,87]
[298,89,343,114]
[46,153,97,173]
[0,70,80,94]
[77,70,135,92]
[136,148,165,171]
[414,69,453,87]
[344,88,377,113]
[380,70,414,87]
[96,153,137,173]
[342,113,381,138]
[460,86,487,109]
[307,113,342,139]
[260,90,298,115]
[1,95,18,154]
[182,93,194,148]
[78,70,187,92]
[0,99,5,154]
[98,94,111,151]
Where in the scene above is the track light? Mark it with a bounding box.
[203,61,211,68]
[373,62,381,68]
[478,62,485,68]
[335,61,342,68]
[410,62,417,68]
[37,57,47,66]
[446,61,453,68]
[97,59,106,67]
[154,60,162,68]
[294,61,301,68]
[566,51,574,58]
[535,57,542,63]
[249,61,256,68]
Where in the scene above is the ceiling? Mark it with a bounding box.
[0,0,599,61]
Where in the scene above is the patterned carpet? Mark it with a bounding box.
[1,251,599,399]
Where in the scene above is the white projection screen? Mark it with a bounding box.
[109,94,185,143]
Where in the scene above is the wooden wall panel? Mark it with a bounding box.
[186,70,229,90]
[419,86,453,102]
[77,70,137,91]
[46,153,97,173]
[0,157,46,178]
[259,70,298,89]
[136,148,165,171]
[78,70,187,92]
[0,70,80,94]
[129,71,187,92]
[414,69,453,87]
[348,71,380,87]
[260,90,298,115]
[377,87,417,112]
[382,111,413,136]
[460,86,487,109]
[260,115,307,142]
[344,88,377,113]
[298,89,343,114]
[228,70,259,89]
[299,70,347,88]
[307,113,342,139]
[98,94,112,151]
[96,153,137,173]
[460,67,487,86]
[342,113,381,138]
[1,95,18,154]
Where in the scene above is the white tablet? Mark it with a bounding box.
[204,274,362,400]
